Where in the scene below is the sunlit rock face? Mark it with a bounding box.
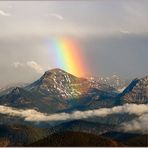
[26,68,114,99]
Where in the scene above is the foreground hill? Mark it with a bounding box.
[0,124,49,146]
[0,123,147,147]
[49,120,115,135]
[102,131,148,147]
[30,131,123,147]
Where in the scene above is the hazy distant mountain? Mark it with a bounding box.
[118,76,148,104]
[87,75,129,92]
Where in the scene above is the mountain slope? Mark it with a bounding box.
[30,131,123,147]
[26,68,88,99]
[0,87,69,113]
[102,131,148,147]
[118,76,148,104]
[87,75,129,92]
[49,120,115,135]
[0,68,116,113]
[0,124,49,146]
[26,68,115,99]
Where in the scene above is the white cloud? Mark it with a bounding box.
[1,103,147,133]
[12,62,24,68]
[119,29,130,34]
[26,61,44,74]
[0,10,11,16]
[12,61,44,74]
[120,113,148,134]
[0,104,148,124]
[49,13,64,20]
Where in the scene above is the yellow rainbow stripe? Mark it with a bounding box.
[49,38,88,77]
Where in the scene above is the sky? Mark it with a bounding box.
[0,0,148,87]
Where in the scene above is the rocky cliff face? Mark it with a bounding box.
[119,76,148,104]
[26,68,114,99]
[0,69,115,113]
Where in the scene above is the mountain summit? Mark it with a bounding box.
[26,68,114,99]
[0,68,115,113]
[26,68,90,99]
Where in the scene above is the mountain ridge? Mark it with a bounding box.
[117,76,148,104]
[29,131,123,147]
[0,68,117,113]
[0,68,147,114]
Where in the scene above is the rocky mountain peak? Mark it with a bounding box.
[139,75,148,83]
[41,68,80,84]
[43,68,69,77]
[119,76,148,104]
[26,68,89,99]
[11,87,22,95]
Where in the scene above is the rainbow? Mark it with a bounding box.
[49,38,88,77]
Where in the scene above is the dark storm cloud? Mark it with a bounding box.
[81,34,148,78]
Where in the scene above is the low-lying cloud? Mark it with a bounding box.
[0,104,148,123]
[1,103,148,133]
[0,10,11,16]
[120,113,148,134]
[26,61,44,74]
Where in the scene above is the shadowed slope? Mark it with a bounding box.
[30,131,123,147]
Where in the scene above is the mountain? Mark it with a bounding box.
[0,68,147,147]
[117,76,148,104]
[48,120,115,135]
[26,68,115,99]
[87,75,129,92]
[123,134,148,147]
[0,68,116,113]
[0,124,49,146]
[25,68,89,99]
[0,68,147,115]
[0,83,28,97]
[102,131,148,147]
[0,86,69,113]
[29,131,123,147]
[0,87,14,97]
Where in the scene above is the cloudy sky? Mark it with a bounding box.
[0,0,148,87]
